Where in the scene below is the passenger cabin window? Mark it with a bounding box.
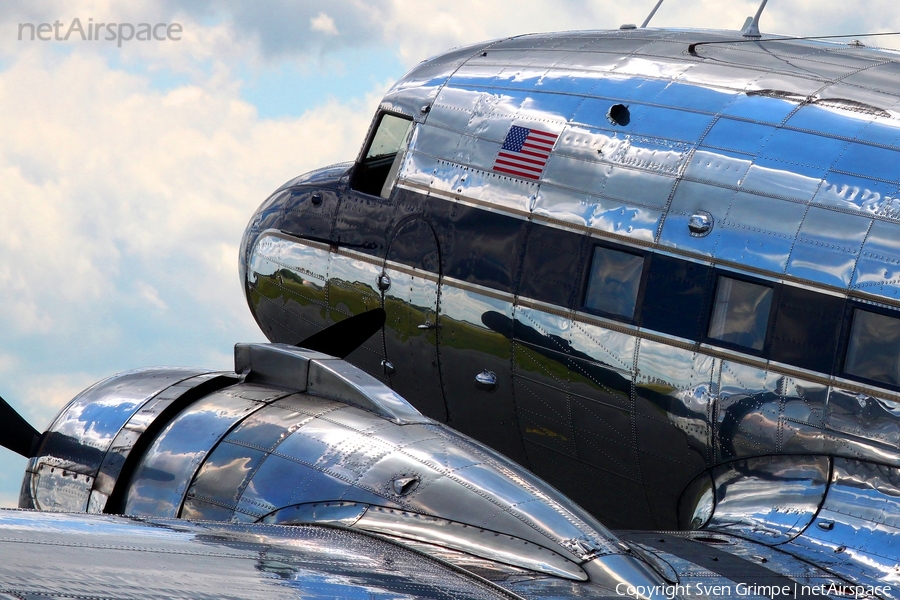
[707,276,773,352]
[583,246,645,320]
[350,113,413,198]
[844,308,900,386]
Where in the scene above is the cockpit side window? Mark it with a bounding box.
[350,112,413,198]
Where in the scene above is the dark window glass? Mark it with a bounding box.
[769,285,844,373]
[640,255,712,340]
[583,246,644,320]
[707,276,773,351]
[351,113,413,197]
[845,309,900,385]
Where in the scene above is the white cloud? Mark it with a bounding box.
[0,46,382,334]
[135,282,168,311]
[310,12,338,36]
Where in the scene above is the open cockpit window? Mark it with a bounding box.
[707,275,773,352]
[350,112,413,198]
[844,307,900,386]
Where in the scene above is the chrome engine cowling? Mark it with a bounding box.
[20,343,667,592]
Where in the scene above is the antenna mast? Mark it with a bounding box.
[741,0,769,37]
[641,0,666,28]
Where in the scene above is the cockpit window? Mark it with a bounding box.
[351,113,413,198]
[707,276,773,352]
[844,308,900,386]
[583,245,645,321]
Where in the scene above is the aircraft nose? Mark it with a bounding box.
[238,163,351,295]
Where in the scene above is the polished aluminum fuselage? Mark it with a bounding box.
[239,29,900,588]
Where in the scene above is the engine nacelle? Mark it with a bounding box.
[20,343,667,590]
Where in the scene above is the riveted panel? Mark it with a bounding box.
[718,93,800,126]
[182,442,268,521]
[716,362,781,461]
[757,126,847,168]
[704,455,830,545]
[783,458,900,589]
[716,192,807,272]
[248,233,330,344]
[123,385,284,518]
[682,148,753,188]
[787,206,872,288]
[634,340,715,527]
[779,377,829,455]
[832,142,900,184]
[427,86,485,131]
[853,114,900,149]
[512,308,580,460]
[438,284,525,465]
[853,219,900,301]
[412,123,466,162]
[825,388,900,451]
[30,368,204,513]
[786,103,875,141]
[740,159,825,203]
[653,81,737,114]
[812,171,900,215]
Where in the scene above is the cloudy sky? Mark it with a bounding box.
[0,0,897,506]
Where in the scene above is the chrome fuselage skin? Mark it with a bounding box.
[240,27,900,548]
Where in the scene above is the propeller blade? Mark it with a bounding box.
[297,308,386,359]
[0,395,41,458]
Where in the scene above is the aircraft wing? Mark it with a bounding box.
[0,509,889,599]
[0,509,519,600]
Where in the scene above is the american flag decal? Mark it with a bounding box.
[492,125,559,180]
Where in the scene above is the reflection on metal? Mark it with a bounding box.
[22,368,218,513]
[687,211,713,237]
[474,370,499,392]
[0,510,517,600]
[25,343,673,592]
[696,455,830,544]
[377,272,391,292]
[353,507,588,581]
[678,472,714,530]
[391,476,419,496]
[381,359,395,375]
[817,520,834,531]
[686,454,900,595]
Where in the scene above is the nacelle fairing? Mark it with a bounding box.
[21,342,673,594]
